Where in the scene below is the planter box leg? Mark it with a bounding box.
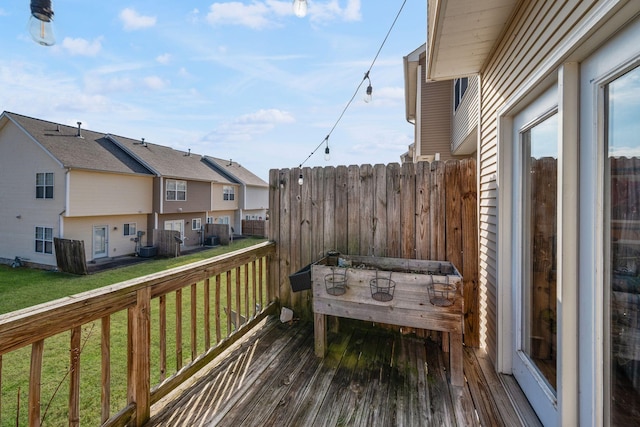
[314,313,327,357]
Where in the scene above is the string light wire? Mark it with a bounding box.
[298,0,408,169]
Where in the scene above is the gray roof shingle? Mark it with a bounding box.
[204,156,268,187]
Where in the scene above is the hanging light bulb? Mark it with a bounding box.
[298,173,304,185]
[29,0,55,46]
[324,137,330,161]
[363,71,373,103]
[292,0,308,18]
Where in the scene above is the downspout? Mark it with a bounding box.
[60,168,70,237]
[240,182,246,235]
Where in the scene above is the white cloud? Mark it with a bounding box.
[204,108,294,142]
[120,8,157,31]
[143,76,169,90]
[61,37,103,57]
[207,2,272,29]
[156,53,171,64]
[310,0,361,23]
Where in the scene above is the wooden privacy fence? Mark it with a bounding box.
[0,242,275,426]
[242,220,267,237]
[269,159,479,347]
[53,238,88,275]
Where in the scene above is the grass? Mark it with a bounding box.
[0,237,267,315]
[0,238,269,426]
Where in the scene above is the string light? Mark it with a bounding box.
[324,138,331,161]
[29,0,55,46]
[292,0,307,18]
[296,0,407,170]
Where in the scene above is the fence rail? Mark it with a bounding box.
[269,160,478,346]
[0,241,276,427]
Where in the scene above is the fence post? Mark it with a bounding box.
[128,287,151,426]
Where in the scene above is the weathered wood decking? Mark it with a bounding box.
[146,317,541,427]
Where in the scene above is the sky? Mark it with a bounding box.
[0,1,426,181]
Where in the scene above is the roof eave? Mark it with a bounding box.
[426,0,521,80]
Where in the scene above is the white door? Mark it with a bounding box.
[511,86,559,426]
[164,220,185,246]
[93,226,108,259]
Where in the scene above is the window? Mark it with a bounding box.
[123,223,136,236]
[166,179,187,201]
[35,226,53,254]
[454,77,468,112]
[192,218,202,230]
[223,186,235,201]
[206,216,214,224]
[218,216,230,225]
[36,172,54,199]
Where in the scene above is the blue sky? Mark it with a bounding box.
[0,1,426,180]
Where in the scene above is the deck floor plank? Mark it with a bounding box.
[146,317,538,427]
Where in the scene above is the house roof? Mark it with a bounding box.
[203,156,268,187]
[2,112,153,176]
[106,135,232,183]
[426,0,520,80]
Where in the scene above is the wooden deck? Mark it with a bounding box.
[146,317,541,426]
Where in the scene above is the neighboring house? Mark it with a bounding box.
[0,112,154,267]
[202,156,269,233]
[402,43,478,162]
[105,137,237,247]
[426,0,640,425]
[0,112,265,267]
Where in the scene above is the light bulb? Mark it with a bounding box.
[29,0,55,46]
[364,84,373,103]
[292,0,307,18]
[298,173,304,185]
[324,146,330,161]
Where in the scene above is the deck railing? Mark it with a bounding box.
[0,241,277,427]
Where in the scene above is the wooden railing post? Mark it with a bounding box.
[128,286,151,426]
[29,340,44,427]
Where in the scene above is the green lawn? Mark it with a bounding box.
[0,238,268,426]
[0,237,267,315]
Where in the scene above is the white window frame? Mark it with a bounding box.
[35,226,54,254]
[454,77,468,112]
[192,218,202,230]
[36,172,54,199]
[123,223,136,236]
[223,186,235,201]
[166,179,187,201]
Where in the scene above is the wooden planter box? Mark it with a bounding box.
[311,254,465,386]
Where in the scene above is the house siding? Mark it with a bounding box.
[162,179,211,214]
[211,183,240,211]
[478,0,618,364]
[64,214,148,261]
[66,170,152,217]
[0,122,65,266]
[452,74,479,154]
[419,70,454,160]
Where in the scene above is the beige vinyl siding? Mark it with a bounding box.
[63,214,148,261]
[452,75,479,154]
[419,77,453,160]
[163,179,211,213]
[477,0,615,363]
[67,170,152,217]
[211,183,239,211]
[0,121,65,266]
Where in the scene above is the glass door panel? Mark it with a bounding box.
[606,65,640,424]
[522,113,559,392]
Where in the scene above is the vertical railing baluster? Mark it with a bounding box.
[190,283,197,361]
[252,259,257,316]
[129,286,151,426]
[244,264,249,322]
[101,316,110,423]
[226,271,232,335]
[204,277,211,350]
[0,354,3,426]
[69,327,81,427]
[235,267,241,328]
[159,295,167,382]
[260,256,266,307]
[215,274,221,343]
[175,289,183,371]
[29,340,44,427]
